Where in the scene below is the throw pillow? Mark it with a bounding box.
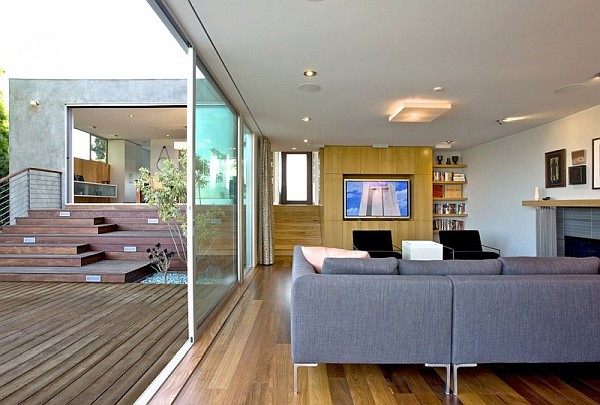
[321,257,398,275]
[301,246,370,273]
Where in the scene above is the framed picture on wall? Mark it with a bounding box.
[545,149,566,188]
[593,138,600,189]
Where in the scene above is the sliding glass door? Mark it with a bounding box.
[189,59,238,331]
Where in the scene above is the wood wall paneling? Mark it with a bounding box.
[414,147,433,174]
[74,158,110,183]
[322,146,343,174]
[320,146,433,249]
[395,147,415,173]
[322,174,343,221]
[342,147,362,174]
[360,147,380,174]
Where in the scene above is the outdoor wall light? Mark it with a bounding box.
[29,100,40,108]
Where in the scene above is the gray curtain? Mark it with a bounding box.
[536,207,557,257]
[257,136,274,265]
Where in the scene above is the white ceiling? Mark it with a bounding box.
[72,106,186,146]
[154,0,600,152]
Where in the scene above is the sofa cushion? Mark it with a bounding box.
[321,257,398,275]
[500,256,600,275]
[301,246,370,273]
[398,259,502,275]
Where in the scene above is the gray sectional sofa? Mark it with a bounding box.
[291,246,600,395]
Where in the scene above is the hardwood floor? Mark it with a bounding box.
[0,282,187,404]
[152,257,600,405]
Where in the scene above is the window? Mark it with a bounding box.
[281,152,312,204]
[72,129,107,163]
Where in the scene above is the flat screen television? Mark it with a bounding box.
[344,178,410,219]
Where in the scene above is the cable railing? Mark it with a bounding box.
[0,168,63,231]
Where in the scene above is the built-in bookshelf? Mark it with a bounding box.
[432,163,467,232]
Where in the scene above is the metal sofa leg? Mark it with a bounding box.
[425,363,451,394]
[452,363,477,395]
[293,363,318,394]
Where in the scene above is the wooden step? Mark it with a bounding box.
[0,251,105,267]
[16,217,105,225]
[1,224,118,235]
[0,243,90,255]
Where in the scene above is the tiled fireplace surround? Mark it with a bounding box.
[556,207,600,256]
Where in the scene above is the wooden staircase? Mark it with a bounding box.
[0,204,185,283]
[274,205,322,256]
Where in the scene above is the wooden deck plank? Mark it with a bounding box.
[0,282,187,404]
[42,288,187,404]
[0,285,165,397]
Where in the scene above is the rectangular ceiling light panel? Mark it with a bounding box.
[389,100,451,122]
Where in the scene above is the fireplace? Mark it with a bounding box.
[564,235,600,258]
[556,207,600,257]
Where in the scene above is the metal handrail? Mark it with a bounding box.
[0,167,63,230]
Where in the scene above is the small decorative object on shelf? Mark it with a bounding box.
[452,155,459,164]
[437,155,443,164]
[446,157,451,165]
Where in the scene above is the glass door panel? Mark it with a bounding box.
[191,70,238,329]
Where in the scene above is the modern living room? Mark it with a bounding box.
[141,1,600,404]
[3,0,600,403]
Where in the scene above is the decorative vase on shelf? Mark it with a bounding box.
[534,187,540,201]
[446,158,451,165]
[436,155,443,165]
[452,156,459,165]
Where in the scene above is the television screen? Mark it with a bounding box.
[344,179,410,219]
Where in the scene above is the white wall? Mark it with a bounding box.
[463,104,600,256]
[108,140,150,203]
[150,140,180,176]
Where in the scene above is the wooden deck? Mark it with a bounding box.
[150,257,600,405]
[0,282,187,404]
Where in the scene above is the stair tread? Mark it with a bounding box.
[0,243,89,247]
[0,251,103,259]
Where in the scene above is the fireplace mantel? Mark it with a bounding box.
[522,199,600,207]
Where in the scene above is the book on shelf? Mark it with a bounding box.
[433,184,444,198]
[433,171,466,182]
[444,184,463,198]
[433,219,465,231]
[433,203,466,215]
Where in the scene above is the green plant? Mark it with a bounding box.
[146,243,175,283]
[136,152,187,263]
[135,149,226,263]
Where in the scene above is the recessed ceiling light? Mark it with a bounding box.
[129,114,135,118]
[433,86,444,92]
[497,116,527,124]
[292,147,298,150]
[166,134,170,137]
[304,139,309,143]
[297,83,322,93]
[301,117,311,122]
[555,83,586,94]
[303,69,317,78]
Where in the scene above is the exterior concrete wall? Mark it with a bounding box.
[8,79,186,201]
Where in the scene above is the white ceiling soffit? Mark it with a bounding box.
[155,0,600,151]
